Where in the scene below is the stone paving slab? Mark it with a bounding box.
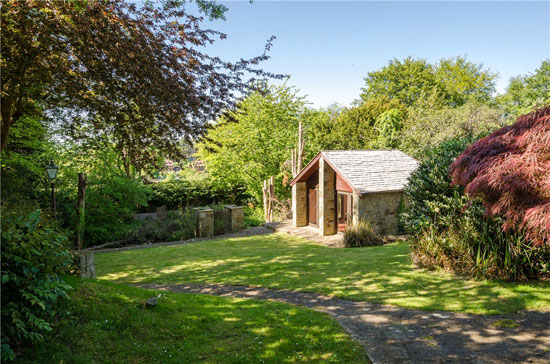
[264,220,345,247]
[135,282,550,364]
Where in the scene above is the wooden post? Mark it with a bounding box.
[297,122,304,174]
[262,179,268,221]
[291,122,305,178]
[76,173,86,251]
[51,182,56,220]
[262,177,275,223]
[269,176,274,222]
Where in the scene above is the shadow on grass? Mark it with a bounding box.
[95,233,550,315]
[16,278,367,364]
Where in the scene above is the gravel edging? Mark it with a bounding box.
[134,282,550,364]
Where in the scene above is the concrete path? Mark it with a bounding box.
[136,283,550,364]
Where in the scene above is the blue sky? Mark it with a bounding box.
[196,1,550,108]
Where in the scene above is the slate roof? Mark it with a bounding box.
[322,150,419,194]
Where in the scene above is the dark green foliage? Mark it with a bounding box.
[243,206,264,228]
[124,209,196,245]
[57,176,151,248]
[399,137,475,234]
[401,137,550,280]
[343,220,384,248]
[1,208,73,360]
[312,96,406,150]
[1,112,51,204]
[412,201,550,280]
[83,177,150,246]
[144,180,248,213]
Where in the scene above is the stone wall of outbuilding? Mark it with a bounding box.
[356,191,403,235]
[319,157,337,236]
[292,182,307,227]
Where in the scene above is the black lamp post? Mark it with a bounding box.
[46,160,58,218]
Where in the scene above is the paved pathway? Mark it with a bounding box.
[264,220,345,247]
[135,282,550,364]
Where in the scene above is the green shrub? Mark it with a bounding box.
[243,205,264,227]
[123,208,196,245]
[399,137,475,234]
[402,137,550,280]
[343,220,384,248]
[412,200,550,280]
[1,208,73,361]
[58,176,151,247]
[144,179,248,213]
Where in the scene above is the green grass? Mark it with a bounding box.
[16,276,366,364]
[96,233,550,315]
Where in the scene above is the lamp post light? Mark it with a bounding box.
[46,160,58,219]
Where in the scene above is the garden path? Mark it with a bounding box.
[135,282,550,364]
[265,220,344,247]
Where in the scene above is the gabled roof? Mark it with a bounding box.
[290,150,419,194]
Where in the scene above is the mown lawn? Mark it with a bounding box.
[96,233,550,315]
[16,276,366,364]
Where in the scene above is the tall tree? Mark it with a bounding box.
[312,96,406,150]
[435,56,496,106]
[196,84,309,203]
[359,56,496,107]
[360,57,439,107]
[498,59,550,119]
[1,0,279,172]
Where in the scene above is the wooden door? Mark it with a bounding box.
[308,188,317,225]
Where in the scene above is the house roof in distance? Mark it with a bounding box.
[290,150,419,194]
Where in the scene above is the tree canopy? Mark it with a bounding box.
[196,84,310,203]
[1,0,279,173]
[359,56,496,107]
[311,96,406,150]
[497,59,550,119]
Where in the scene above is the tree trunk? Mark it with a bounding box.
[1,97,15,153]
[76,173,87,251]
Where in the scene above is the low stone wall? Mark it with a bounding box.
[133,210,180,221]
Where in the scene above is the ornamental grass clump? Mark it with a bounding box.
[343,219,384,247]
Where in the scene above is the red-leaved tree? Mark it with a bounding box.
[450,107,550,246]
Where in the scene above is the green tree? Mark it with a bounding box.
[373,108,406,149]
[435,56,496,106]
[498,59,550,118]
[359,56,496,107]
[399,99,503,157]
[1,0,278,173]
[196,84,309,203]
[360,57,439,107]
[311,96,406,150]
[0,105,52,204]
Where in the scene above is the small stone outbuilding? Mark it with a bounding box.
[290,150,419,235]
